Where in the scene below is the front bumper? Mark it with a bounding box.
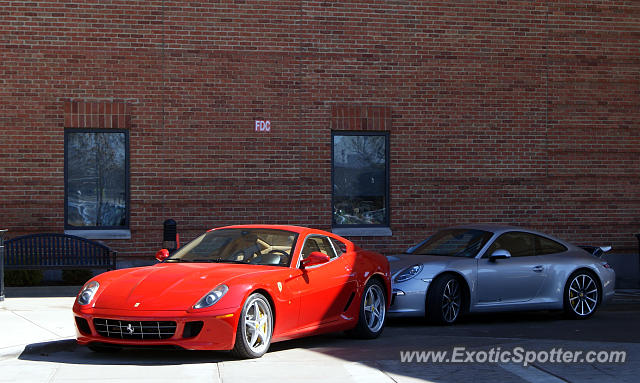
[73,306,240,351]
[388,279,431,317]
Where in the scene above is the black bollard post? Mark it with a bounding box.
[163,219,178,252]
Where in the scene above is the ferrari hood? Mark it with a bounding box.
[93,263,272,311]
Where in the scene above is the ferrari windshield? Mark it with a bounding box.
[166,228,298,267]
[410,228,493,258]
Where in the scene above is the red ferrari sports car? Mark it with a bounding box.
[73,225,390,358]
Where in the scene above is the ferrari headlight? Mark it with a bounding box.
[193,284,229,309]
[77,281,99,306]
[395,264,424,283]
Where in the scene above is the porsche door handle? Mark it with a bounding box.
[532,265,544,272]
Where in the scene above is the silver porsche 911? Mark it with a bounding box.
[388,225,616,324]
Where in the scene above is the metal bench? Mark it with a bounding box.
[3,233,117,271]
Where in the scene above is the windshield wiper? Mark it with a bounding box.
[164,258,192,263]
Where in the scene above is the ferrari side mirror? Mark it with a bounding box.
[155,249,170,262]
[300,251,330,268]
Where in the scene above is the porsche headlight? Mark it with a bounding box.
[394,264,424,283]
[77,281,99,306]
[193,284,229,309]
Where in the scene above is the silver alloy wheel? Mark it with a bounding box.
[568,273,598,316]
[243,297,272,355]
[441,279,461,323]
[363,283,385,333]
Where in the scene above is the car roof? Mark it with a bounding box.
[447,224,572,245]
[212,224,339,237]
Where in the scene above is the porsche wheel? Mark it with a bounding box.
[427,275,465,325]
[232,293,273,359]
[564,270,600,319]
[349,279,386,339]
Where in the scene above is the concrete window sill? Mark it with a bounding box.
[331,227,392,237]
[64,229,131,240]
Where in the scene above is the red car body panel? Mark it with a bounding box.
[73,225,390,351]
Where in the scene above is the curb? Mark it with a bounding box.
[0,339,77,361]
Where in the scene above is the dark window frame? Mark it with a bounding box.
[64,128,130,230]
[485,231,536,258]
[331,130,390,229]
[484,231,569,258]
[534,234,568,256]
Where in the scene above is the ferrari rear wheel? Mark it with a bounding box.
[349,279,386,339]
[232,293,273,359]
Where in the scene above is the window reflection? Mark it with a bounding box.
[332,133,388,226]
[66,131,127,228]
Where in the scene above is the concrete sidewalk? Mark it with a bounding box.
[2,286,640,361]
[0,286,80,360]
[1,287,640,382]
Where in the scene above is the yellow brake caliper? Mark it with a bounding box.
[259,309,266,336]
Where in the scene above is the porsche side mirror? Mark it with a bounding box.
[300,251,330,268]
[489,249,511,261]
[155,249,170,262]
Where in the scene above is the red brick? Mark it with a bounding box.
[0,0,638,259]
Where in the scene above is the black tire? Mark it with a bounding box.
[426,275,465,325]
[88,343,122,353]
[232,293,273,359]
[563,270,600,320]
[348,279,386,339]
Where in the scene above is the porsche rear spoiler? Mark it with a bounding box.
[578,245,612,258]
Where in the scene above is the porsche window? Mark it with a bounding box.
[166,229,298,267]
[486,232,535,258]
[411,229,493,258]
[535,235,568,255]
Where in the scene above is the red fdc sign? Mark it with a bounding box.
[255,120,271,132]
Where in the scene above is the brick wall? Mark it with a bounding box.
[0,1,638,258]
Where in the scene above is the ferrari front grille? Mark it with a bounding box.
[93,318,177,340]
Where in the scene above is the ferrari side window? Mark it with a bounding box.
[301,236,337,260]
[330,238,346,257]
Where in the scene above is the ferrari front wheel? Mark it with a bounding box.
[232,293,273,359]
[349,279,386,339]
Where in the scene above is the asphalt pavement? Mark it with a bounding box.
[1,286,639,383]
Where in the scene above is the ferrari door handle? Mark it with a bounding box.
[533,265,544,272]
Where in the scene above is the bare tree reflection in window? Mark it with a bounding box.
[333,134,388,226]
[66,132,127,228]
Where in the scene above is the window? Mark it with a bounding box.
[412,229,493,258]
[329,237,347,256]
[332,132,389,227]
[65,129,129,230]
[535,235,568,255]
[167,228,298,267]
[300,236,337,261]
[486,232,535,258]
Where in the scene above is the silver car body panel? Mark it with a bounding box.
[388,224,616,317]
